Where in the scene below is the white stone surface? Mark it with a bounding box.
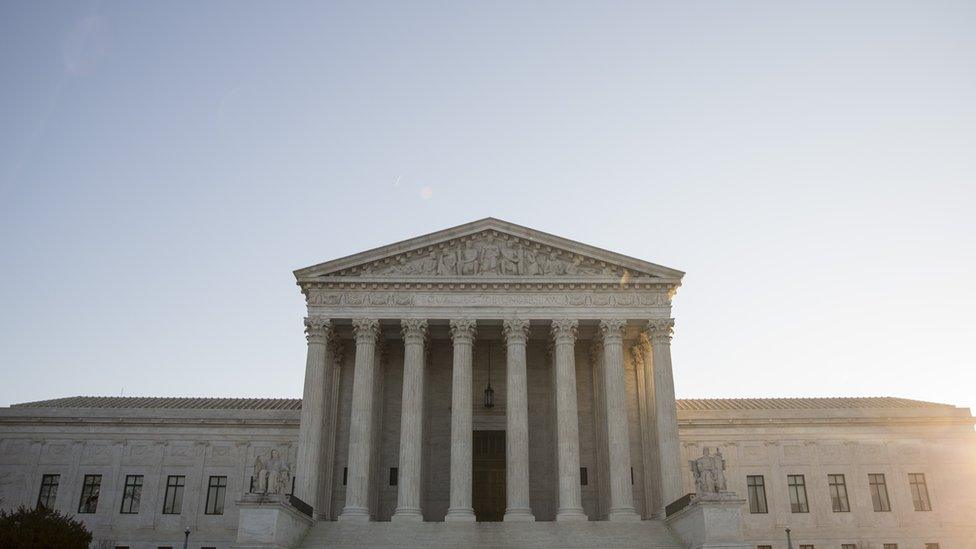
[445,319,476,522]
[665,495,749,549]
[234,495,313,549]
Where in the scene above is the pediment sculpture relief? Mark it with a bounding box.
[335,233,647,278]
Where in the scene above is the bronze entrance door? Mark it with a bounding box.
[472,430,506,522]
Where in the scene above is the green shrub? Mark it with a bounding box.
[0,505,93,549]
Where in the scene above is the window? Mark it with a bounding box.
[882,545,897,549]
[580,467,588,486]
[842,545,857,549]
[925,544,940,549]
[630,467,634,485]
[389,467,398,486]
[757,546,772,549]
[746,475,768,514]
[800,545,814,549]
[78,475,102,513]
[162,475,185,514]
[37,474,59,508]
[828,474,850,512]
[120,475,143,514]
[204,476,227,515]
[909,473,932,511]
[869,474,891,512]
[342,467,347,486]
[787,474,809,513]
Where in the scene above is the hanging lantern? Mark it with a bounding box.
[484,341,495,409]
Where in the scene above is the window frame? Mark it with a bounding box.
[787,474,809,513]
[827,473,850,512]
[204,475,227,515]
[869,473,891,512]
[746,475,768,514]
[162,475,185,515]
[37,474,60,508]
[909,473,932,511]
[119,474,144,514]
[579,467,588,486]
[78,474,102,514]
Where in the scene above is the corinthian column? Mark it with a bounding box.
[445,319,477,522]
[502,319,535,522]
[339,318,381,522]
[392,319,428,522]
[551,319,587,521]
[647,318,682,513]
[599,319,640,521]
[295,316,332,510]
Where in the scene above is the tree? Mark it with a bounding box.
[0,505,92,549]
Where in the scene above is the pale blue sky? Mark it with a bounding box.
[1,2,974,412]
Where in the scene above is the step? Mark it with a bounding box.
[298,520,685,549]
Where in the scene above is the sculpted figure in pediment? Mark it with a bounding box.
[460,244,480,275]
[542,251,566,275]
[481,240,501,274]
[436,247,459,275]
[523,249,541,275]
[500,245,521,275]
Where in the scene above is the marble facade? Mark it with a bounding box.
[1,218,975,548]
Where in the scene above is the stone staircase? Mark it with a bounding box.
[298,520,686,549]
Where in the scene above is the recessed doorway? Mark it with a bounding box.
[472,430,506,522]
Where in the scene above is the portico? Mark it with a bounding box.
[292,218,685,524]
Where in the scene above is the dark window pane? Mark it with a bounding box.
[909,473,932,511]
[78,475,102,514]
[580,467,588,486]
[389,467,398,486]
[162,475,185,514]
[120,475,143,514]
[869,474,891,512]
[204,476,227,515]
[787,475,809,513]
[747,475,767,514]
[37,474,60,508]
[828,474,850,512]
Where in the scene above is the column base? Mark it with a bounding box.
[337,507,371,522]
[391,508,423,522]
[444,508,476,522]
[555,508,589,521]
[503,508,536,522]
[607,507,641,522]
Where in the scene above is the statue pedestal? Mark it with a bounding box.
[232,493,314,549]
[665,492,749,549]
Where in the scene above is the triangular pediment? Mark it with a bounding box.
[294,218,684,283]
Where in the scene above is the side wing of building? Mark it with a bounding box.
[1,396,974,549]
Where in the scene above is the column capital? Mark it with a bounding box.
[352,318,380,343]
[400,319,428,345]
[645,318,675,343]
[304,316,332,344]
[449,319,477,343]
[550,319,578,344]
[598,319,627,342]
[502,319,530,344]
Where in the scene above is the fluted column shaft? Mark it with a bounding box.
[295,317,332,511]
[503,319,535,521]
[648,318,682,512]
[339,318,380,522]
[552,320,587,521]
[445,319,477,521]
[600,319,640,521]
[393,319,428,522]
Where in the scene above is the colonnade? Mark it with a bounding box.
[295,317,680,522]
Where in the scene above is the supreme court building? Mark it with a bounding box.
[1,218,975,549]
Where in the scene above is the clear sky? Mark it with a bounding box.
[1,2,974,413]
